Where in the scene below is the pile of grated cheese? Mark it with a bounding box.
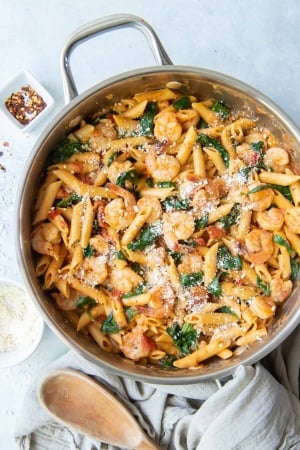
[0,282,41,353]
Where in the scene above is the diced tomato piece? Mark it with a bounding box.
[95,200,108,227]
[249,152,261,166]
[48,209,60,220]
[56,188,69,199]
[206,225,225,240]
[193,237,206,246]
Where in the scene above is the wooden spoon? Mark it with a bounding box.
[38,368,160,450]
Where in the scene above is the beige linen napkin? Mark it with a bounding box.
[15,326,300,450]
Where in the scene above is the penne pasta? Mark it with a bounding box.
[33,180,62,225]
[259,171,300,186]
[30,86,300,370]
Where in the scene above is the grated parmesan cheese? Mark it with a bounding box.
[0,282,41,353]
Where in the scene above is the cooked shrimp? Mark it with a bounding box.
[245,229,274,265]
[145,147,180,182]
[264,147,289,173]
[104,184,136,231]
[176,109,200,130]
[163,211,195,250]
[177,253,203,275]
[107,160,134,184]
[137,196,162,223]
[120,326,156,361]
[52,288,79,311]
[31,222,61,258]
[145,246,167,269]
[110,267,143,293]
[191,178,221,212]
[52,292,78,311]
[95,200,108,228]
[248,185,274,212]
[138,287,176,319]
[236,143,255,165]
[77,256,108,287]
[89,235,109,254]
[186,285,209,311]
[154,110,182,144]
[249,295,274,319]
[284,207,300,234]
[270,276,293,303]
[89,119,117,151]
[256,207,285,231]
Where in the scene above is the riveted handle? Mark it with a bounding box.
[60,14,173,103]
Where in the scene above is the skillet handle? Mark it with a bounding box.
[60,14,173,103]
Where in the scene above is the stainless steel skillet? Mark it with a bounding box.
[16,14,300,384]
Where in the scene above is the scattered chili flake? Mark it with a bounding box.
[5,85,47,125]
[2,141,9,147]
[0,164,6,171]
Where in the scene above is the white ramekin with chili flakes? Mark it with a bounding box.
[0,70,54,132]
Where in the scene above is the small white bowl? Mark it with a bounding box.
[0,70,54,132]
[0,278,44,368]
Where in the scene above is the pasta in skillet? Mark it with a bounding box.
[31,86,300,369]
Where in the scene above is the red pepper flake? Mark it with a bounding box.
[0,164,6,172]
[2,141,9,147]
[5,84,47,125]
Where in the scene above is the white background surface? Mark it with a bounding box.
[0,1,299,449]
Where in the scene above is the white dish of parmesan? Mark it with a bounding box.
[0,278,44,368]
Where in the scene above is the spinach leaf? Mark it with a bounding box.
[250,141,269,170]
[291,259,299,282]
[251,141,264,154]
[116,250,126,260]
[128,224,162,251]
[116,169,140,192]
[49,138,90,164]
[167,323,199,356]
[107,150,121,167]
[139,102,158,136]
[146,177,154,187]
[156,181,177,188]
[217,246,242,270]
[101,312,120,334]
[125,307,138,321]
[180,272,203,288]
[211,100,230,119]
[197,134,229,168]
[274,234,295,254]
[56,192,82,208]
[256,276,271,296]
[217,204,240,230]
[130,262,145,276]
[179,239,197,248]
[122,283,147,299]
[172,96,191,110]
[92,219,101,232]
[166,249,183,264]
[199,118,208,129]
[248,184,293,203]
[159,354,177,368]
[162,196,190,211]
[239,166,252,180]
[76,296,97,309]
[207,272,225,297]
[216,305,240,319]
[195,213,209,231]
[83,244,94,258]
